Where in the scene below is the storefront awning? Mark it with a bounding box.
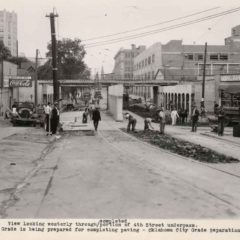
[219,84,240,94]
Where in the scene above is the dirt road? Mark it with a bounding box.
[3,125,240,218]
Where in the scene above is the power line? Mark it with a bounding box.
[85,7,240,47]
[83,7,220,42]
[84,7,240,48]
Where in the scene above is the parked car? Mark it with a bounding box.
[10,102,45,127]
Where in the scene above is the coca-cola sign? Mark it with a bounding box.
[9,76,32,87]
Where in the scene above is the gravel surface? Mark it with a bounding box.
[122,129,239,163]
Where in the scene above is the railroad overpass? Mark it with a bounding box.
[38,79,179,106]
[38,79,178,87]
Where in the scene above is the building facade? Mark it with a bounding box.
[131,25,240,113]
[0,60,17,115]
[132,42,162,99]
[0,9,18,56]
[112,44,145,81]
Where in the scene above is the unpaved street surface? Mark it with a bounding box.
[2,122,240,218]
[0,123,56,218]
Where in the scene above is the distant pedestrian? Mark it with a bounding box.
[171,108,179,125]
[179,108,187,124]
[218,106,225,136]
[82,108,88,123]
[158,108,166,134]
[92,107,101,131]
[88,106,93,120]
[191,105,199,132]
[51,102,59,135]
[214,103,219,115]
[125,113,137,132]
[183,109,188,124]
[144,117,154,131]
[44,102,52,135]
[12,102,17,114]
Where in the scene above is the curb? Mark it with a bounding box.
[200,132,240,146]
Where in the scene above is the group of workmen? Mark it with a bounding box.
[125,108,166,134]
[125,104,226,136]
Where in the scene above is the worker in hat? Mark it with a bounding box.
[125,113,137,132]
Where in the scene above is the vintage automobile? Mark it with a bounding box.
[10,102,45,127]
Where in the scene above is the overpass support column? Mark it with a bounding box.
[153,86,159,106]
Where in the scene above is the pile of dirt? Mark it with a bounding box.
[127,106,153,118]
[122,129,239,163]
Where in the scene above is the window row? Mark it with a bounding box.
[125,52,135,58]
[124,73,133,79]
[134,54,155,70]
[184,53,228,61]
[134,71,155,80]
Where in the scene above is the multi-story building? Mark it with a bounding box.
[132,43,162,99]
[132,25,240,114]
[112,44,146,81]
[0,9,18,56]
[162,39,240,82]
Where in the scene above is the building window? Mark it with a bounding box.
[210,54,218,60]
[148,72,151,80]
[152,71,155,79]
[148,56,151,65]
[220,54,228,60]
[145,59,148,66]
[185,54,193,60]
[152,54,155,63]
[197,54,203,60]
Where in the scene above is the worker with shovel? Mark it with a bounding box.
[125,113,137,132]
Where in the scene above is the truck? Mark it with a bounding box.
[220,89,240,125]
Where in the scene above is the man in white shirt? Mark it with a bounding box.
[171,108,179,126]
[44,102,52,135]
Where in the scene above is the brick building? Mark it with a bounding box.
[131,25,240,114]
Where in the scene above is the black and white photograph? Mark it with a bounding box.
[0,0,240,239]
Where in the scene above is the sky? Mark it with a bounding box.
[2,0,240,76]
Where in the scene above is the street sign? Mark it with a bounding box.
[9,76,32,87]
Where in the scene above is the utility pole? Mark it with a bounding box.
[201,42,207,109]
[46,12,59,102]
[34,49,38,106]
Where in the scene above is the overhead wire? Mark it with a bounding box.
[84,7,240,48]
[83,6,220,42]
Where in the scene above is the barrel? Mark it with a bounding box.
[233,124,240,137]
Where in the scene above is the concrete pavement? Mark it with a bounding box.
[120,111,240,177]
[2,110,240,218]
[0,118,57,218]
